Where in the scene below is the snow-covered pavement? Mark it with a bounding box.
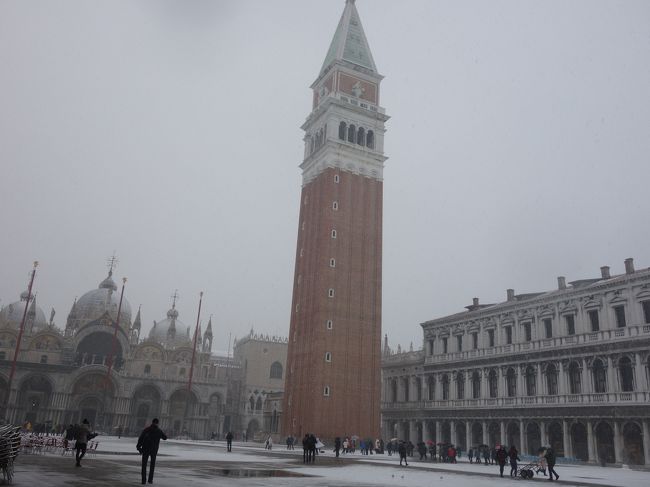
[9,436,650,487]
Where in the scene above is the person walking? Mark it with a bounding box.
[398,441,408,466]
[308,434,317,463]
[537,448,548,476]
[302,434,309,463]
[265,435,273,450]
[334,437,341,458]
[496,445,508,477]
[74,419,96,467]
[225,431,233,452]
[545,447,559,481]
[63,424,75,450]
[136,418,167,485]
[468,447,474,463]
[509,446,520,477]
[386,440,393,456]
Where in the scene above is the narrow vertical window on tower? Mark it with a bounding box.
[334,174,340,183]
[331,229,337,238]
[332,201,338,210]
[338,121,346,140]
[323,386,331,397]
[357,127,365,145]
[329,258,336,267]
[347,124,356,142]
[328,288,335,298]
[326,320,333,330]
[366,130,375,149]
[325,352,332,362]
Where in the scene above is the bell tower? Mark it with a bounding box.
[283,0,388,440]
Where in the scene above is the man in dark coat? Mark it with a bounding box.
[334,437,341,458]
[137,418,167,485]
[307,434,317,463]
[398,441,408,466]
[74,419,96,467]
[545,447,559,481]
[225,431,233,452]
[496,446,508,477]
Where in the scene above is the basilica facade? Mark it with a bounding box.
[0,268,238,438]
[381,258,650,466]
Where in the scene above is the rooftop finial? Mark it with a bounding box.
[171,289,179,309]
[106,252,118,276]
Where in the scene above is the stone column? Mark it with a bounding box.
[613,421,622,464]
[497,368,504,397]
[519,420,526,454]
[607,356,617,393]
[450,420,456,445]
[451,374,457,400]
[436,421,441,444]
[422,376,429,401]
[517,366,525,397]
[409,420,418,443]
[537,364,545,396]
[482,421,488,446]
[642,420,650,467]
[465,371,472,399]
[586,420,596,463]
[582,358,591,394]
[558,361,567,395]
[466,421,472,450]
[481,370,488,399]
[634,353,645,391]
[562,420,571,458]
[422,420,429,442]
[540,420,547,446]
[500,421,506,446]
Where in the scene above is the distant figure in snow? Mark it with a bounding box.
[225,431,234,452]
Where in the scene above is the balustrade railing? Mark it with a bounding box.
[381,391,649,410]
[424,323,649,364]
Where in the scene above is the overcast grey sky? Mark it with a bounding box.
[1,0,649,353]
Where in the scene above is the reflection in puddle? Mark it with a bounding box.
[214,468,309,478]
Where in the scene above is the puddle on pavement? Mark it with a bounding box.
[212,468,309,478]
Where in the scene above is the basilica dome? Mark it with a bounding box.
[68,271,132,331]
[0,291,48,333]
[148,305,192,349]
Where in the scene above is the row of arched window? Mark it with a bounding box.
[389,356,644,402]
[338,121,375,149]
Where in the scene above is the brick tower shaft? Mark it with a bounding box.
[282,0,389,441]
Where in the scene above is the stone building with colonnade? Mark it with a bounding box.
[381,258,650,466]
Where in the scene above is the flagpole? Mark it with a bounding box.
[182,291,203,438]
[101,277,126,432]
[3,261,38,422]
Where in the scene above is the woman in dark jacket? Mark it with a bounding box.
[509,446,520,477]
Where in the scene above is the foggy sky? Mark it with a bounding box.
[1,0,649,354]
